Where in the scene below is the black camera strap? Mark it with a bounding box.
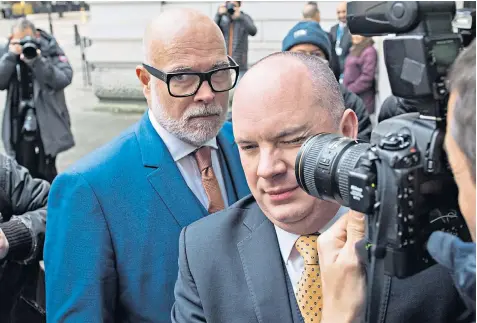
[365,159,397,323]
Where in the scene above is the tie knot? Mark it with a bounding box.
[194,146,212,172]
[295,235,319,265]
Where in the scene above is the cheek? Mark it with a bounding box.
[164,97,192,120]
[215,92,229,109]
[239,153,259,187]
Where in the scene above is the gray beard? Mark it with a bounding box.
[150,90,227,147]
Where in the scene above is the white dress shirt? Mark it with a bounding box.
[148,110,228,210]
[274,207,349,294]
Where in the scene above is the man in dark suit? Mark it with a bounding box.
[330,1,352,81]
[43,8,250,323]
[301,2,341,80]
[171,52,468,323]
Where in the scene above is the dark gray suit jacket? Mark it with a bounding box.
[330,23,352,74]
[172,195,470,323]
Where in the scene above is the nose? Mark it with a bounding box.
[256,148,287,180]
[194,80,215,104]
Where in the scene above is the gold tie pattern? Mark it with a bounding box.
[194,146,225,214]
[295,235,323,323]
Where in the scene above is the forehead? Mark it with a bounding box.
[152,25,227,71]
[12,27,34,37]
[290,43,322,52]
[233,72,329,141]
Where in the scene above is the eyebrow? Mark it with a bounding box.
[168,60,229,73]
[236,124,311,145]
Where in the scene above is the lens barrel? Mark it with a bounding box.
[22,43,37,60]
[295,133,369,206]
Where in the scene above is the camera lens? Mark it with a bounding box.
[295,133,370,206]
[226,3,235,15]
[22,43,37,60]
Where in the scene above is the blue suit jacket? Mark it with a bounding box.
[44,113,250,322]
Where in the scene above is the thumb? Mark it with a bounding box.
[346,210,366,245]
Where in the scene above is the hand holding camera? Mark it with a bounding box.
[318,210,366,323]
[9,36,41,62]
[8,38,22,55]
[218,2,241,20]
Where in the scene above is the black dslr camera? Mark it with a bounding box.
[226,2,236,15]
[295,2,471,322]
[19,36,39,60]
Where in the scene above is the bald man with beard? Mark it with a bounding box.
[44,9,249,322]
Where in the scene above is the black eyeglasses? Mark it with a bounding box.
[143,56,240,98]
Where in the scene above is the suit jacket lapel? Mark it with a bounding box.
[237,203,294,323]
[136,113,207,227]
[283,265,305,323]
[342,25,352,49]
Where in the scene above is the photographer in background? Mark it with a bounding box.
[0,153,49,322]
[318,40,476,323]
[215,1,257,78]
[0,18,74,183]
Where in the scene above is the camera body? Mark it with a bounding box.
[19,36,39,60]
[295,1,471,279]
[226,2,236,15]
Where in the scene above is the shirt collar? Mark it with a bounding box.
[148,109,218,162]
[274,206,348,264]
[339,21,347,28]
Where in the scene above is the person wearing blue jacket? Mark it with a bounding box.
[44,8,250,322]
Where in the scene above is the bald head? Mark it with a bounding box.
[143,9,225,64]
[234,52,344,125]
[337,1,347,23]
[303,2,319,21]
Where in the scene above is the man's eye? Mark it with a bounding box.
[240,145,257,151]
[282,137,306,145]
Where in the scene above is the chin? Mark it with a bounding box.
[267,203,312,226]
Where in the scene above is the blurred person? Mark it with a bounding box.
[301,1,341,80]
[318,40,477,323]
[0,18,74,183]
[282,21,372,141]
[0,153,49,323]
[330,1,352,81]
[171,52,467,323]
[44,9,249,323]
[215,1,257,78]
[343,34,378,114]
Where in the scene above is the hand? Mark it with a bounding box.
[0,228,9,260]
[231,9,241,20]
[318,210,366,323]
[218,5,227,15]
[20,49,41,64]
[8,38,22,55]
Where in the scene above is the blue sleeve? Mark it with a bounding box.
[44,171,117,322]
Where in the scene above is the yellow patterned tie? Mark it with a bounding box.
[295,235,323,323]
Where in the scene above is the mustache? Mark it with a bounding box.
[184,104,224,119]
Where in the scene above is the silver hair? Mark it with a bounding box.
[448,39,476,182]
[11,17,36,34]
[252,51,345,126]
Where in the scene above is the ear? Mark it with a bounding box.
[339,108,358,140]
[136,65,151,96]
